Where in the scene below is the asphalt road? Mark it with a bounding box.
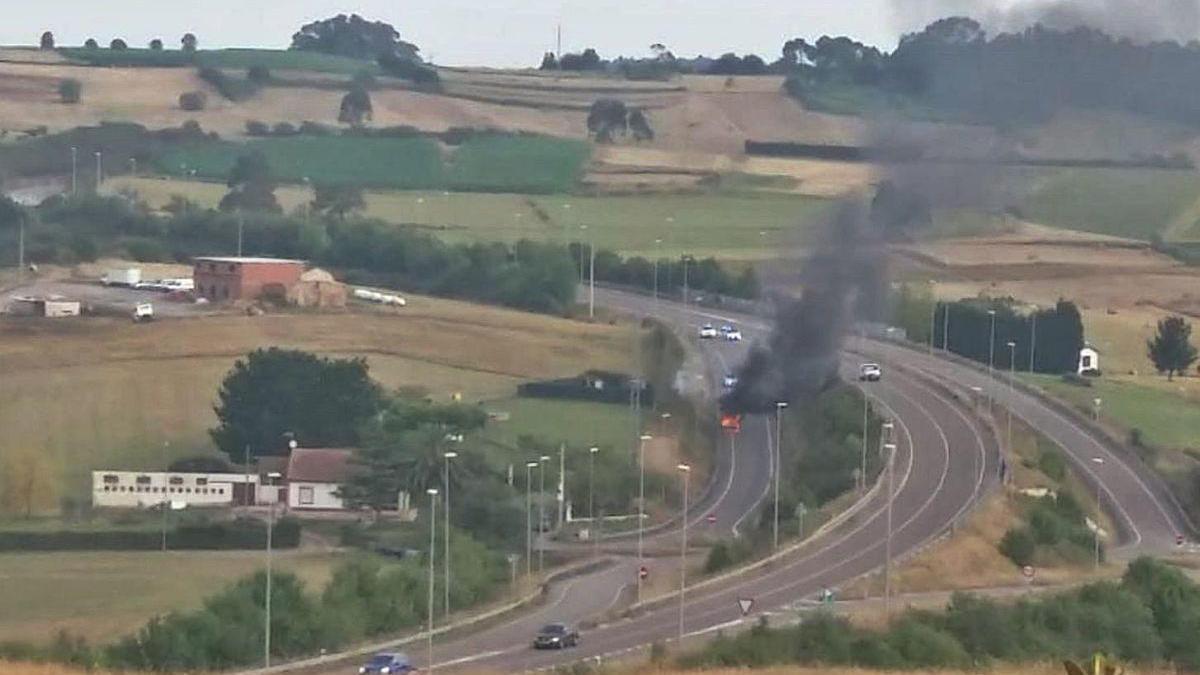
[292,286,1184,674]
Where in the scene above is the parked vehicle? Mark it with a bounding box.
[725,327,743,341]
[533,623,580,649]
[698,323,718,339]
[358,652,415,673]
[133,303,154,322]
[101,268,141,287]
[859,363,882,381]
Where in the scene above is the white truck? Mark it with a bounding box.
[102,268,142,288]
[132,303,154,322]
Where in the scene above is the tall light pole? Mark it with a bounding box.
[637,433,652,602]
[525,461,537,577]
[588,446,599,558]
[1006,340,1016,459]
[264,497,275,667]
[987,309,997,381]
[161,441,170,552]
[681,255,692,308]
[1090,457,1104,569]
[1093,397,1102,422]
[860,393,869,492]
[70,146,78,195]
[588,237,596,320]
[425,488,438,673]
[942,302,950,352]
[677,463,691,642]
[538,455,550,572]
[94,151,102,190]
[883,442,897,620]
[578,224,588,284]
[928,282,937,355]
[1028,307,1038,372]
[652,238,663,306]
[442,451,458,616]
[773,401,788,550]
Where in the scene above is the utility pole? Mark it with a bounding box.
[525,461,537,577]
[426,488,438,673]
[884,443,897,620]
[677,463,691,642]
[443,451,458,617]
[637,434,652,601]
[264,500,274,667]
[589,446,599,558]
[70,146,77,195]
[773,401,788,550]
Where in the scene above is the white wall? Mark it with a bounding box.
[288,481,343,510]
[92,471,253,509]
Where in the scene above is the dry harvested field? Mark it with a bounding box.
[0,292,633,493]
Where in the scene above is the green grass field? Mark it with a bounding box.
[482,397,635,454]
[111,177,828,260]
[155,135,591,194]
[1025,374,1200,453]
[59,47,376,74]
[0,550,342,643]
[1021,167,1200,240]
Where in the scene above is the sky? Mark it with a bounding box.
[1,1,937,67]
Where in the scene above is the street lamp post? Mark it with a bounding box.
[677,463,691,642]
[773,401,788,550]
[883,442,898,620]
[652,238,663,306]
[1090,457,1105,569]
[578,224,588,284]
[589,446,599,559]
[928,283,937,355]
[1093,397,1102,422]
[637,433,652,601]
[987,309,997,380]
[860,393,869,492]
[942,302,950,352]
[442,451,458,616]
[263,496,276,667]
[588,237,596,320]
[94,151,102,190]
[525,461,537,577]
[1029,308,1038,372]
[1006,341,1017,460]
[538,455,550,572]
[70,146,77,195]
[425,488,439,673]
[681,255,692,308]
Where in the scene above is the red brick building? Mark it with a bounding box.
[193,257,305,302]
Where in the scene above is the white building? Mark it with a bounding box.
[285,448,351,510]
[1078,345,1101,375]
[92,471,257,509]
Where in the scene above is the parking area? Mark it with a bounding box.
[2,278,220,319]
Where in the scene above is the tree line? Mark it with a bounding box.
[779,17,1200,128]
[573,244,759,300]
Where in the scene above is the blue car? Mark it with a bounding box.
[359,652,415,673]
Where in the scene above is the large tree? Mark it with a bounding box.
[291,14,420,61]
[39,31,54,50]
[219,152,282,213]
[337,85,373,126]
[587,99,628,143]
[311,184,366,220]
[181,32,198,52]
[339,398,487,515]
[210,348,385,459]
[1147,315,1198,381]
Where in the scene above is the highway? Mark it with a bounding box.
[287,286,1187,674]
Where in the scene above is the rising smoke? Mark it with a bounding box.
[722,130,1017,414]
[895,0,1200,44]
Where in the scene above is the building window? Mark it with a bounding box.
[196,477,208,486]
[218,488,224,495]
[169,476,184,486]
[102,474,119,484]
[299,486,315,505]
[136,475,151,485]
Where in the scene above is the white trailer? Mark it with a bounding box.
[102,268,142,287]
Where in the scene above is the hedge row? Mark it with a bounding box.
[0,518,300,551]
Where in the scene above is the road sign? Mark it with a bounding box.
[737,598,754,616]
[1022,565,1035,579]
[638,565,649,580]
[706,513,717,524]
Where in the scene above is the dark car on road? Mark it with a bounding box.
[533,623,580,649]
[358,652,415,673]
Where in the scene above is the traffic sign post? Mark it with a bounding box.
[706,513,717,525]
[638,565,649,581]
[737,598,754,616]
[1022,565,1035,588]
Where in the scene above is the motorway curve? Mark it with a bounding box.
[293,287,1187,674]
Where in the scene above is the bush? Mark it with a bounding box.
[244,120,269,136]
[247,65,271,83]
[124,237,170,262]
[179,90,208,111]
[272,122,298,137]
[197,66,260,101]
[1037,447,1067,482]
[999,527,1036,566]
[58,78,82,104]
[0,518,300,551]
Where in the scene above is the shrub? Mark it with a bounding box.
[125,237,170,262]
[245,120,269,136]
[197,66,260,101]
[247,65,271,83]
[179,90,208,111]
[272,121,298,137]
[109,38,128,50]
[1037,447,1067,482]
[58,78,82,104]
[999,527,1036,566]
